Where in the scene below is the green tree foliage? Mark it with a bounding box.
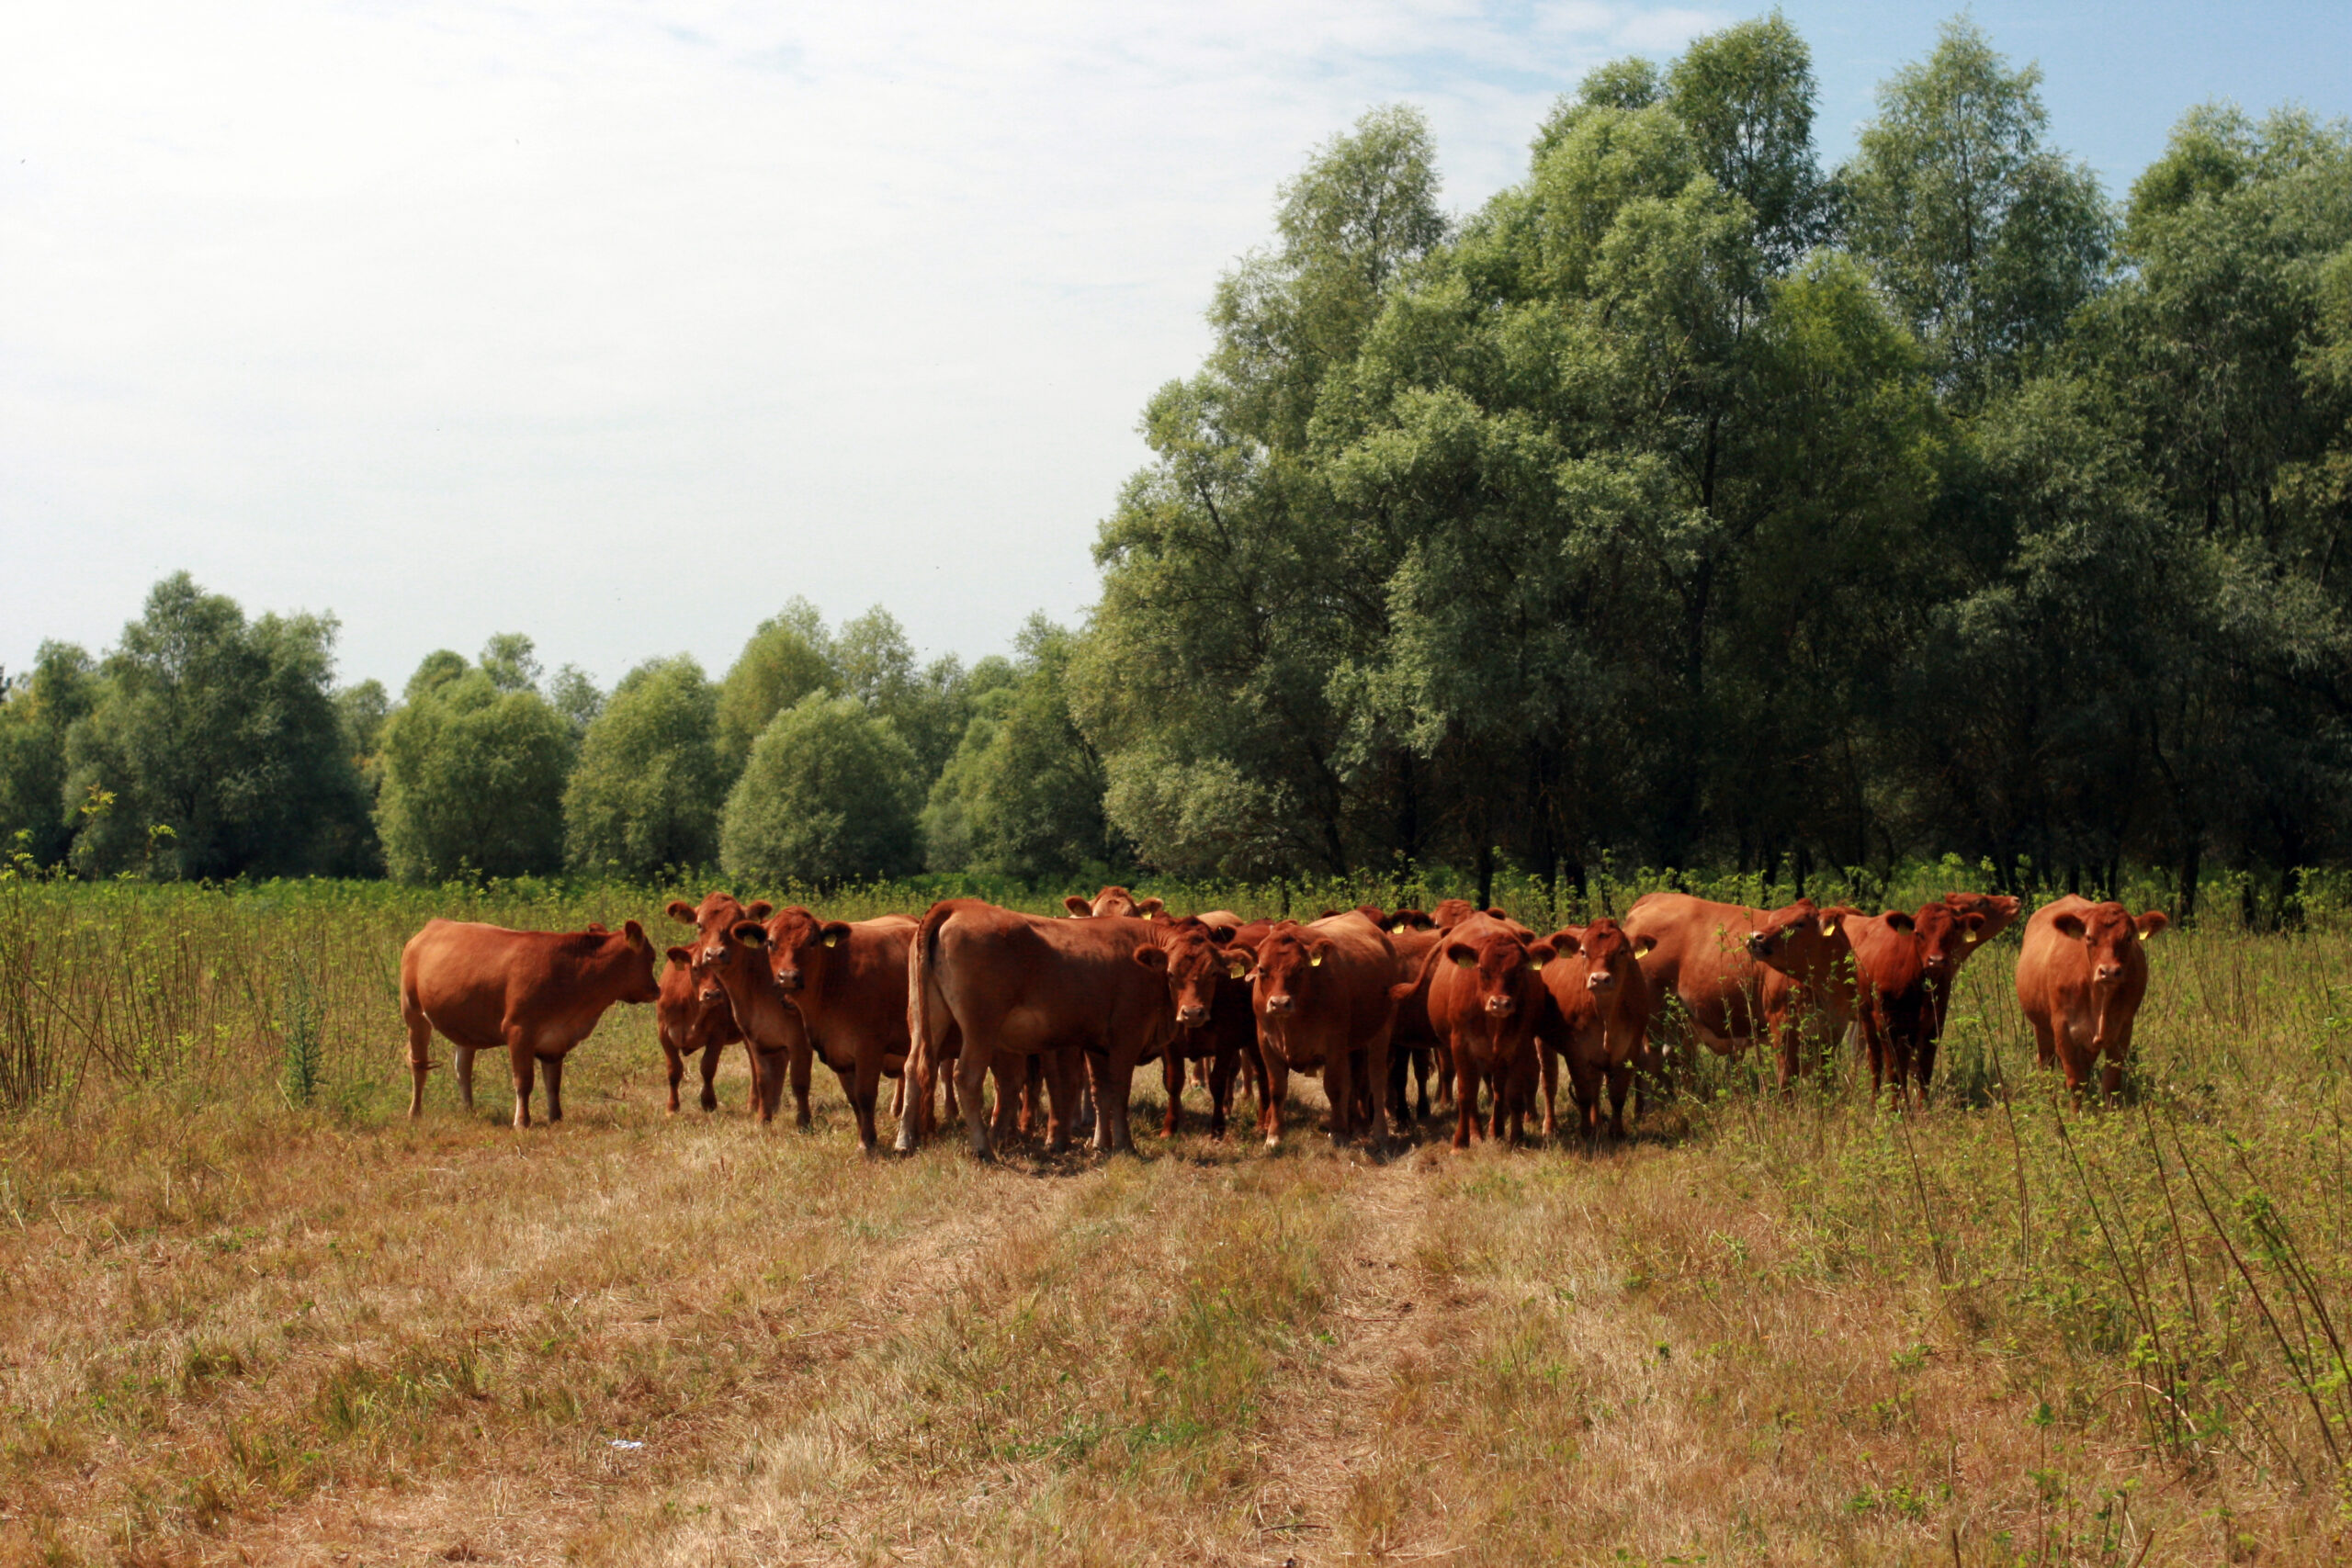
[60,575,371,879]
[563,655,726,878]
[1840,17,2112,399]
[716,599,836,773]
[0,643,97,866]
[719,694,921,887]
[373,640,572,883]
[922,618,1112,878]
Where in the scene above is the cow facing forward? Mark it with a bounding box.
[1536,917,1653,1142]
[1227,914,1397,1150]
[2016,896,2168,1100]
[401,919,662,1127]
[1415,912,1555,1148]
[658,894,773,1116]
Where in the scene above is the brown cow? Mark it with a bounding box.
[1839,910,1934,1102]
[900,901,1189,1158]
[1414,912,1556,1148]
[691,917,820,1126]
[401,919,661,1127]
[735,909,923,1155]
[1064,886,1164,919]
[659,894,774,1115]
[1227,914,1397,1150]
[1381,908,1452,1123]
[2016,896,2168,1100]
[1931,890,2021,1036]
[1535,918,1654,1142]
[1624,894,1844,1089]
[1157,918,1256,1139]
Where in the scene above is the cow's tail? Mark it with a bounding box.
[897,901,956,1153]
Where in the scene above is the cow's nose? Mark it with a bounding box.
[1484,995,1515,1016]
[1587,972,1616,991]
[1264,994,1295,1015]
[774,968,802,991]
[1176,1004,1208,1027]
[2094,964,2122,983]
[1745,934,1770,956]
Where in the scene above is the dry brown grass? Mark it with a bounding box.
[5,899,2352,1564]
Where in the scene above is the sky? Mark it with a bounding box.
[4,1,2347,695]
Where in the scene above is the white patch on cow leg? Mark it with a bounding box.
[453,1045,477,1111]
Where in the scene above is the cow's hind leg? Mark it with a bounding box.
[790,1038,814,1131]
[538,1053,565,1123]
[454,1045,479,1114]
[660,1033,685,1114]
[404,998,435,1119]
[1207,1048,1236,1141]
[956,1044,995,1159]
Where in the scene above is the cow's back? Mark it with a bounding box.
[1623,892,1757,998]
[403,919,547,1042]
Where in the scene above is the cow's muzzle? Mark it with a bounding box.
[1483,995,1516,1017]
[2093,964,2123,985]
[773,967,803,992]
[1263,994,1295,1015]
[1587,972,1617,992]
[1176,1003,1209,1028]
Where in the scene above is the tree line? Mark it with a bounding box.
[5,16,2349,920]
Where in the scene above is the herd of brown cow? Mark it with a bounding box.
[398,884,2169,1150]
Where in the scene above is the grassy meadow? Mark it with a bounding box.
[3,869,2351,1564]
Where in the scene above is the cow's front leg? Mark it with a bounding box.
[789,1038,814,1130]
[1206,1048,1236,1141]
[1161,1050,1187,1139]
[1261,1052,1290,1148]
[454,1044,479,1113]
[505,1040,536,1129]
[696,1040,722,1112]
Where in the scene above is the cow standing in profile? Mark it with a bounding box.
[2016,896,2168,1101]
[401,919,662,1127]
[1625,894,1848,1090]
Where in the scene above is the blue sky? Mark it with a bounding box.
[2,2,2345,695]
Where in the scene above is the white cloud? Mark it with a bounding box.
[0,1,1725,690]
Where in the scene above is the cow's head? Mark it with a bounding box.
[2051,903,2168,987]
[1384,908,1436,934]
[612,919,662,1001]
[1943,891,2021,944]
[762,906,852,994]
[1910,903,1984,982]
[1444,927,1558,1018]
[1133,920,1235,1029]
[1548,918,1652,995]
[1430,898,1477,928]
[1744,897,1833,974]
[1064,886,1162,919]
[1248,926,1337,1017]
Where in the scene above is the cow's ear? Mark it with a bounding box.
[666,900,697,925]
[729,920,767,947]
[1063,896,1091,916]
[1223,942,1258,980]
[665,945,693,966]
[1526,942,1557,970]
[1138,897,1164,915]
[2136,911,2170,941]
[745,901,774,922]
[1206,925,1233,946]
[820,920,852,949]
[1547,928,1584,956]
[1634,934,1657,957]
[1486,906,1507,920]
[1446,942,1478,970]
[622,919,648,946]
[2052,913,2087,941]
[1308,940,1333,968]
[1132,944,1169,971]
[1884,911,1913,933]
[1962,913,1986,938]
[1819,912,1842,936]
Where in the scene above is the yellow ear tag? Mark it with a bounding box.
[823,933,841,948]
[1390,921,1405,933]
[1820,917,1840,936]
[1526,955,1544,970]
[1227,961,1248,979]
[1308,952,1324,967]
[2136,928,2150,942]
[1453,953,1476,969]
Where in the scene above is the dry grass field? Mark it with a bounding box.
[4,876,2351,1564]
